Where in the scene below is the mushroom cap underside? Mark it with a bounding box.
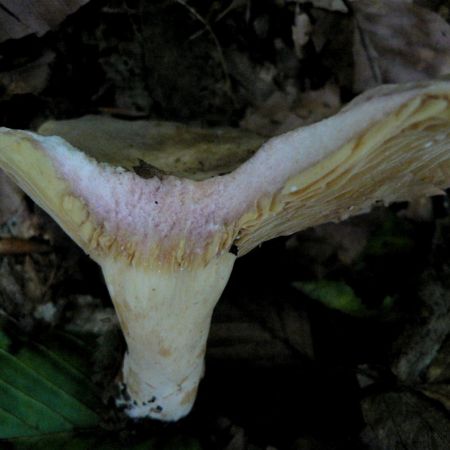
[1,80,450,268]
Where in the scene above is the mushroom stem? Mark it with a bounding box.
[100,252,236,421]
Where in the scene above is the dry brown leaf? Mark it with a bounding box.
[0,169,38,238]
[352,0,450,91]
[0,0,90,43]
[0,51,54,97]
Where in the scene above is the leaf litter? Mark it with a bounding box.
[0,0,449,449]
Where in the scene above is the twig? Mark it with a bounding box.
[189,0,248,41]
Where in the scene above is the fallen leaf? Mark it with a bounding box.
[426,335,450,384]
[0,323,100,439]
[361,391,450,450]
[391,270,450,385]
[0,51,55,98]
[0,170,37,239]
[292,11,312,58]
[352,0,450,91]
[240,83,340,137]
[293,280,392,316]
[0,254,65,329]
[0,0,91,43]
[64,296,118,335]
[398,196,434,222]
[209,294,314,364]
[419,384,450,411]
[293,0,348,13]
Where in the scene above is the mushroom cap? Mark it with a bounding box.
[1,80,450,268]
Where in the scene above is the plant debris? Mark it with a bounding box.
[0,0,91,43]
[0,0,449,448]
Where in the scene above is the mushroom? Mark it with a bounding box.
[1,80,450,421]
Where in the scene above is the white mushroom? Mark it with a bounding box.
[1,79,450,421]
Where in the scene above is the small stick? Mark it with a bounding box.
[0,238,51,255]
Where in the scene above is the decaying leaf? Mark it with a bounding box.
[240,82,340,137]
[0,170,25,228]
[209,294,314,364]
[0,51,55,98]
[0,170,40,239]
[0,254,67,329]
[293,0,348,13]
[63,296,118,335]
[361,391,450,450]
[0,0,91,43]
[352,0,450,91]
[292,11,311,58]
[426,335,450,384]
[419,384,450,411]
[391,269,450,385]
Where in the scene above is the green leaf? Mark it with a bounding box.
[293,280,392,317]
[0,327,11,350]
[0,324,100,440]
[363,214,415,258]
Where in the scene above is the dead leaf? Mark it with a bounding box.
[426,335,450,384]
[224,425,246,450]
[293,0,348,13]
[0,253,68,329]
[391,270,450,385]
[0,170,38,238]
[0,169,25,224]
[64,295,118,335]
[286,216,371,275]
[240,83,340,137]
[292,11,312,58]
[208,294,314,364]
[352,0,450,91]
[361,391,450,450]
[398,197,434,222]
[240,89,299,137]
[0,51,55,97]
[420,384,450,411]
[0,0,91,43]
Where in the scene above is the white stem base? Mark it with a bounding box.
[100,253,236,421]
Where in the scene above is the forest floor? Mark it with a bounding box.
[0,1,449,449]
